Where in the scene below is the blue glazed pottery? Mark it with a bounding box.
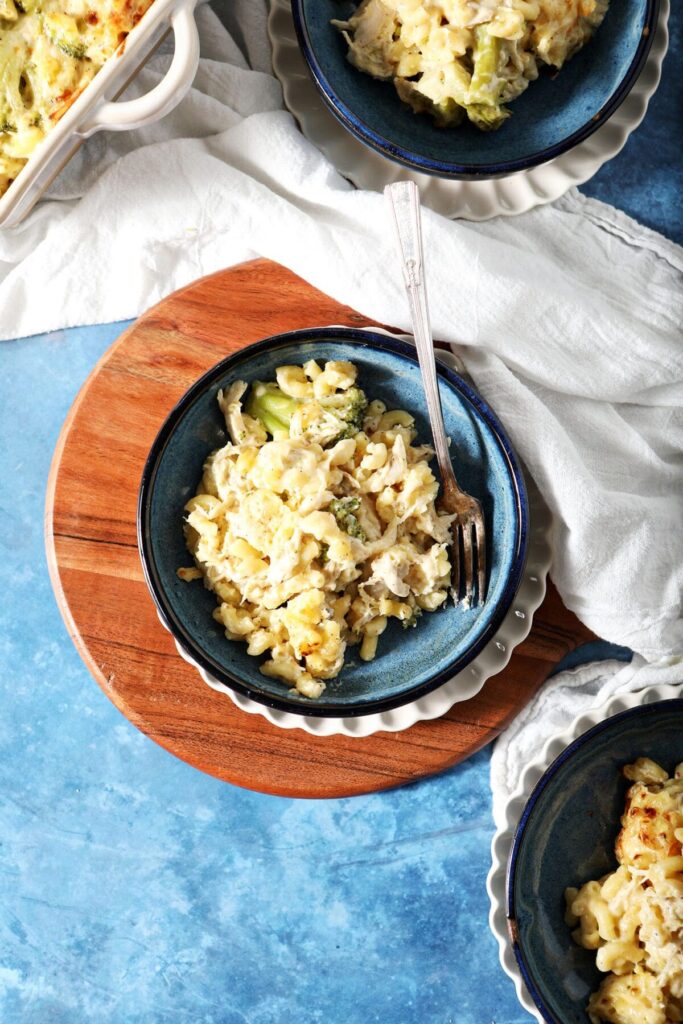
[507,699,683,1024]
[291,0,659,178]
[138,328,528,717]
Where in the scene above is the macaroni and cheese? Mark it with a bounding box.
[180,359,455,698]
[565,758,683,1024]
[0,0,154,196]
[334,0,609,131]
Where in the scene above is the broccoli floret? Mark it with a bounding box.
[465,102,510,132]
[245,380,368,446]
[244,381,300,438]
[329,497,366,541]
[318,386,368,441]
[43,12,88,58]
[394,78,465,128]
[318,543,329,565]
[56,40,87,59]
[402,606,422,629]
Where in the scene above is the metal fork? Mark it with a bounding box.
[385,180,487,606]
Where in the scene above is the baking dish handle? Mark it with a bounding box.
[78,1,200,137]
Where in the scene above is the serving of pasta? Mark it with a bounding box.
[0,0,154,196]
[565,758,683,1024]
[333,0,609,131]
[179,359,455,699]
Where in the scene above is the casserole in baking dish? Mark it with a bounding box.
[0,0,199,227]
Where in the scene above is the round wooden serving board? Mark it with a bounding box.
[46,259,595,799]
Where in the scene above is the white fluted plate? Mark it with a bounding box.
[268,0,669,220]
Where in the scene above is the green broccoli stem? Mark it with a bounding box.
[466,25,509,131]
[245,381,300,437]
[469,25,500,100]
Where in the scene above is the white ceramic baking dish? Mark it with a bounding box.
[0,0,200,228]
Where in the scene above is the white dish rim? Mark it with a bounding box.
[487,680,683,1024]
[268,0,670,221]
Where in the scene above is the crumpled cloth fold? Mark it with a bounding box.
[490,656,683,827]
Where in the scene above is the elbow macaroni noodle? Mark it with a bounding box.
[180,360,454,699]
[565,759,683,1024]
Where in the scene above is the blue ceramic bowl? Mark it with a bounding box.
[292,0,659,179]
[138,328,528,717]
[507,698,683,1024]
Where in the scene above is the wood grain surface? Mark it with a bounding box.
[45,259,595,798]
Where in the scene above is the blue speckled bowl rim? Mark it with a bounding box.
[138,327,529,718]
[291,0,660,180]
[505,697,683,1024]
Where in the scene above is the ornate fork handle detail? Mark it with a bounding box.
[385,180,487,605]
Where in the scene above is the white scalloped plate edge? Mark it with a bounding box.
[268,0,669,221]
[155,328,553,737]
[487,680,683,1023]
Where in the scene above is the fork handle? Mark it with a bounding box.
[385,182,458,498]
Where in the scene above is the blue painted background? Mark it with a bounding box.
[0,7,678,1021]
[581,9,681,243]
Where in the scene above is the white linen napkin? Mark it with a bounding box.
[0,5,681,683]
[490,656,683,828]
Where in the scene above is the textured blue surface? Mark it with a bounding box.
[581,8,682,244]
[295,0,656,176]
[509,700,683,1024]
[141,330,527,715]
[0,19,680,1019]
